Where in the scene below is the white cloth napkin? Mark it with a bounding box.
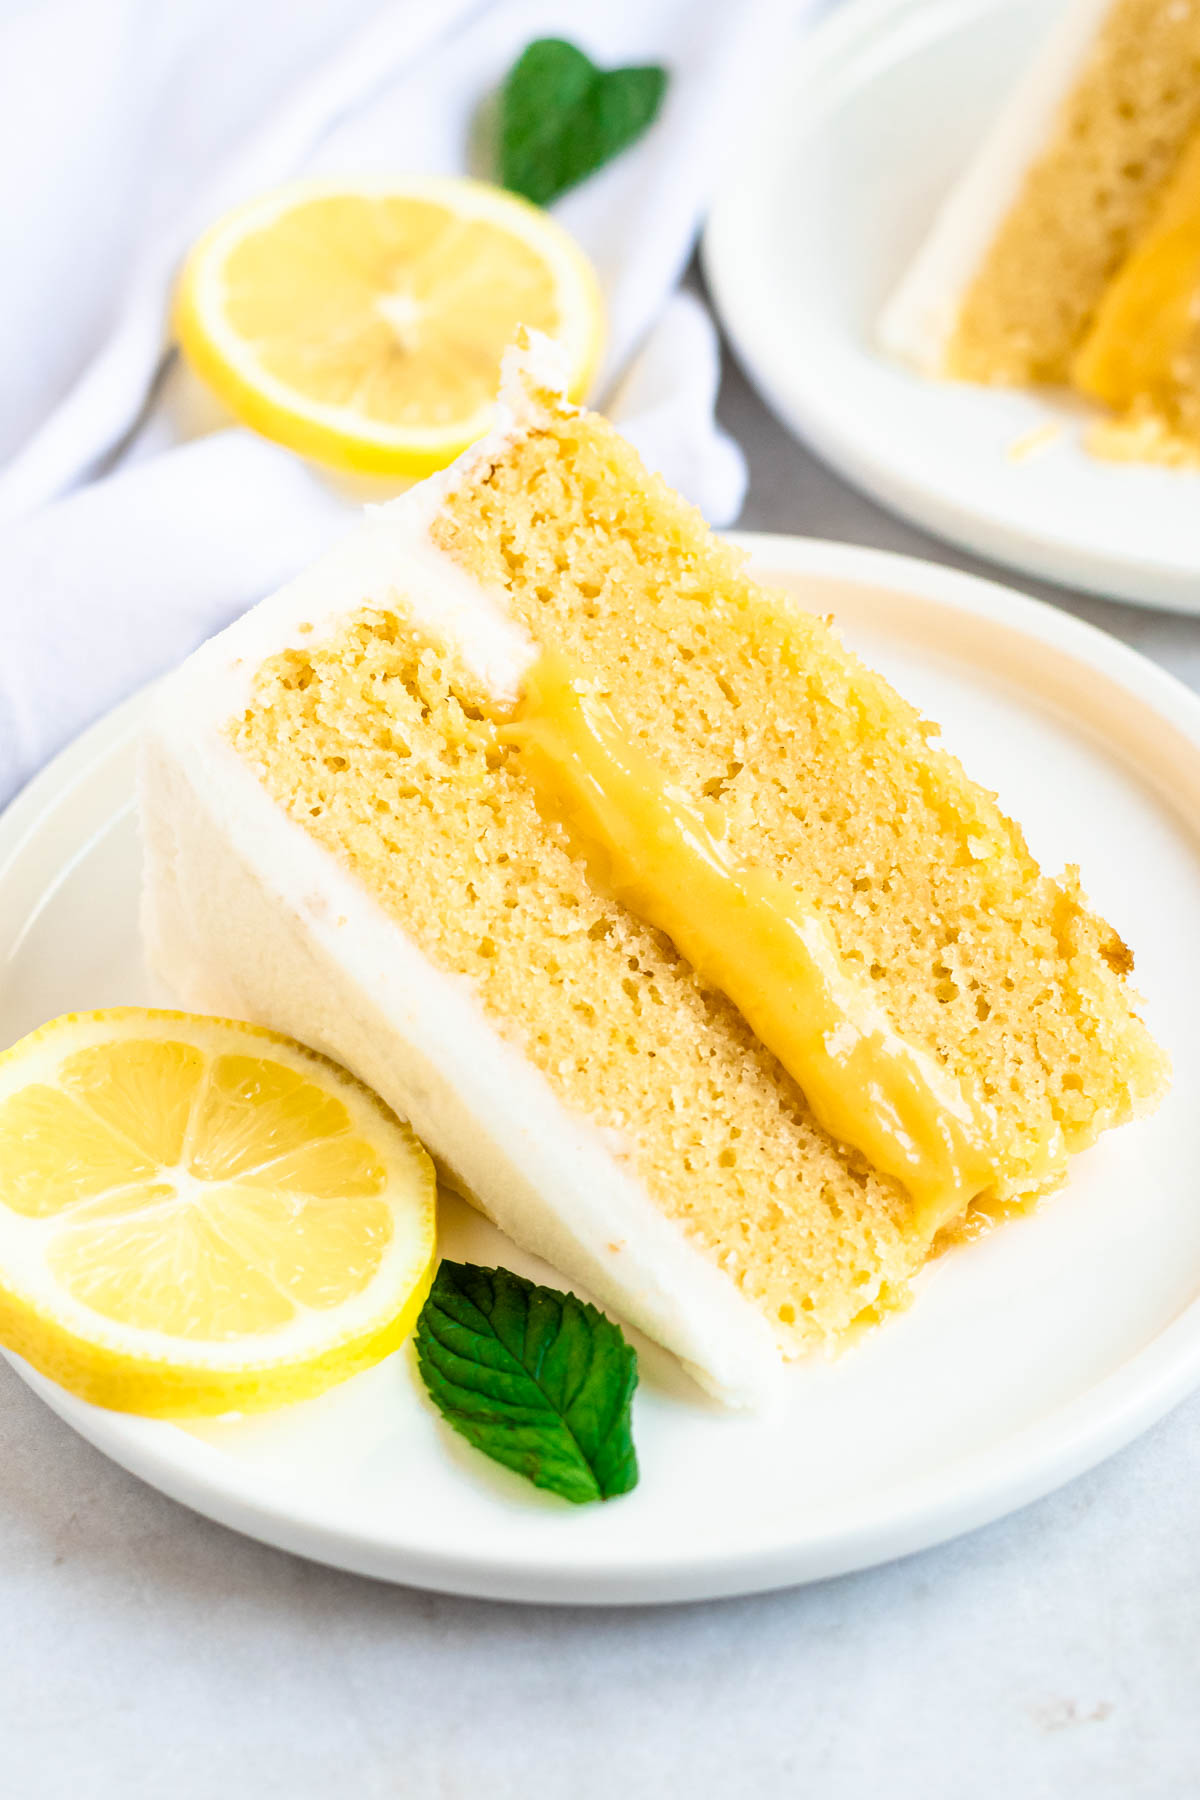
[0,0,791,810]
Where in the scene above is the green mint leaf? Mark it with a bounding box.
[414,1260,639,1504]
[499,37,669,208]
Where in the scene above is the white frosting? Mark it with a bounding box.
[140,352,783,1407]
[207,435,536,714]
[879,0,1112,370]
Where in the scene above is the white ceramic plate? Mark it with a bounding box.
[705,0,1200,613]
[5,533,1200,1604]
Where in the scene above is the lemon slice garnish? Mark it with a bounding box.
[174,174,604,476]
[0,1010,436,1416]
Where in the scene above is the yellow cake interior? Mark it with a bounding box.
[947,0,1200,456]
[229,397,1168,1356]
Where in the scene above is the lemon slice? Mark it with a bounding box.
[175,175,604,477]
[0,1010,436,1417]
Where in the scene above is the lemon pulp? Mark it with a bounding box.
[0,1011,436,1415]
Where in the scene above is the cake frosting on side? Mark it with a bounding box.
[141,342,1168,1404]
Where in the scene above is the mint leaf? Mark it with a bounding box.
[414,1260,639,1504]
[499,37,668,208]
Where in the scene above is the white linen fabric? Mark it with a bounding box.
[0,0,794,809]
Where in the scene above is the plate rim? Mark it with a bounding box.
[5,529,1200,1604]
[703,0,1200,615]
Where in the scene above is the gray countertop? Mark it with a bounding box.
[4,318,1198,1800]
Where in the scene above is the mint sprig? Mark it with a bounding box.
[499,38,668,209]
[414,1261,639,1504]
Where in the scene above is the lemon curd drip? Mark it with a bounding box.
[502,653,1003,1241]
[1072,124,1200,432]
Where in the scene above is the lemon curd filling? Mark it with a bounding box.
[1072,124,1200,430]
[502,653,1003,1241]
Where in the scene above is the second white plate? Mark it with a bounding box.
[705,0,1200,612]
[4,534,1200,1602]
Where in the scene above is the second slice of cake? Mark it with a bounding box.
[141,345,1168,1403]
[880,0,1200,460]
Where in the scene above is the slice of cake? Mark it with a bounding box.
[140,343,1168,1404]
[880,0,1200,460]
